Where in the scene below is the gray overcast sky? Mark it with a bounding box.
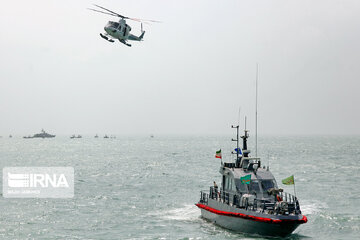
[0,0,359,135]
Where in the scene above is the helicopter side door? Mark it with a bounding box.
[124,25,130,37]
[118,23,128,39]
[115,23,124,39]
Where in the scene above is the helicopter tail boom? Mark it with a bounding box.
[139,31,145,40]
[128,31,145,41]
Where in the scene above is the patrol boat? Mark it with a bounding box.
[196,125,307,237]
[30,129,55,138]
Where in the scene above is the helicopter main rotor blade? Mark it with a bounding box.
[92,4,161,23]
[88,8,118,17]
[93,4,127,19]
[130,17,161,23]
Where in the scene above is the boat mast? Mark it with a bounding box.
[231,125,240,162]
[242,116,249,158]
[255,63,259,158]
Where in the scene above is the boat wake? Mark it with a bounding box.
[150,204,200,222]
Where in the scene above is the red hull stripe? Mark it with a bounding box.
[196,203,307,224]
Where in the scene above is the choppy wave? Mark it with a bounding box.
[0,135,359,239]
[301,200,328,215]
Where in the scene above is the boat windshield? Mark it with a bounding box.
[235,179,271,194]
[260,179,277,191]
[249,180,260,193]
[235,179,248,192]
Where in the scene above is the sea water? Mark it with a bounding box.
[0,135,359,239]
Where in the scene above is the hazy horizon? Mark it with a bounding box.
[2,132,359,137]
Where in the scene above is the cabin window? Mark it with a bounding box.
[260,180,276,191]
[223,176,227,190]
[222,175,225,190]
[249,180,260,193]
[225,176,230,190]
[235,179,248,193]
[229,177,233,190]
[224,176,236,191]
[231,178,237,191]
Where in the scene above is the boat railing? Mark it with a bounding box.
[279,191,296,204]
[201,186,301,215]
[199,190,209,204]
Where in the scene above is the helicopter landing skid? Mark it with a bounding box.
[119,39,131,47]
[100,33,114,42]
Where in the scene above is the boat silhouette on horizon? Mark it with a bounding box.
[23,129,55,139]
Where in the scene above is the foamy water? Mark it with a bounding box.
[150,204,200,221]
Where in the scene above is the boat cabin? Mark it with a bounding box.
[217,127,281,203]
[220,164,278,201]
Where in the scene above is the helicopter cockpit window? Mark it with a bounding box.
[107,22,119,29]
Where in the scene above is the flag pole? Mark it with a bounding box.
[293,175,297,198]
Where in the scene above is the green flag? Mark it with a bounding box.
[282,175,294,185]
[240,174,251,185]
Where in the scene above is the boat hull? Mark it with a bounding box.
[197,200,306,237]
[200,208,300,237]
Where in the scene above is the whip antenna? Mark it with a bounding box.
[255,63,259,158]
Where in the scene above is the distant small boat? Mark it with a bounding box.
[70,134,82,139]
[9,135,12,138]
[150,134,154,138]
[94,134,99,138]
[23,135,32,139]
[104,135,109,138]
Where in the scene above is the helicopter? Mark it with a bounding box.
[88,4,159,47]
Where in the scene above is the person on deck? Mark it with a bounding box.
[213,181,219,199]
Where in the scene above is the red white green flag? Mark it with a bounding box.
[215,149,222,159]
